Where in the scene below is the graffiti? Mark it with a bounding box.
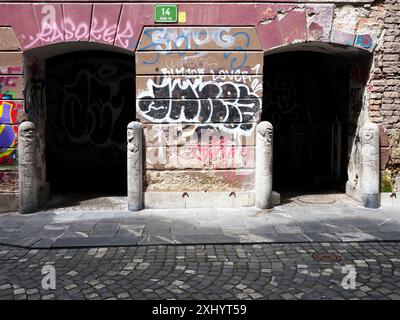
[24,77,44,122]
[139,76,261,99]
[46,53,135,162]
[0,100,21,165]
[0,76,20,99]
[60,70,127,147]
[355,34,373,49]
[0,100,21,124]
[0,101,19,165]
[24,5,63,48]
[190,139,249,165]
[138,27,252,67]
[140,27,251,51]
[0,123,17,153]
[143,124,256,151]
[0,148,18,166]
[0,92,15,100]
[262,71,308,143]
[90,19,117,44]
[139,51,253,73]
[115,22,135,49]
[0,66,22,74]
[190,141,250,185]
[136,26,262,191]
[25,4,130,48]
[64,18,89,41]
[0,76,18,88]
[137,76,261,133]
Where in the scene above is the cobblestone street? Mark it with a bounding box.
[1,241,400,300]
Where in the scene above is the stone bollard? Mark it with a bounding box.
[127,122,143,211]
[256,121,273,209]
[18,121,37,213]
[361,122,380,209]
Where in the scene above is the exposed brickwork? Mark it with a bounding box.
[367,0,400,190]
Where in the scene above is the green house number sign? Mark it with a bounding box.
[154,4,178,23]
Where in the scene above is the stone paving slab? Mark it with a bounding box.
[0,200,399,248]
[1,241,400,299]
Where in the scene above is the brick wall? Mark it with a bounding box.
[368,0,400,191]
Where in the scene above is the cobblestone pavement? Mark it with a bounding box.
[1,193,400,248]
[1,241,400,300]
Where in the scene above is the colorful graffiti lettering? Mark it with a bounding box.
[0,119,18,165]
[190,139,250,167]
[0,100,20,124]
[0,76,18,87]
[0,146,17,165]
[0,66,22,74]
[140,28,251,51]
[0,101,22,165]
[0,125,17,148]
[138,27,254,67]
[355,34,373,49]
[24,4,135,49]
[0,92,16,100]
[0,77,18,99]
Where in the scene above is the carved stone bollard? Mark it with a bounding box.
[361,122,380,209]
[127,122,143,211]
[18,121,37,213]
[256,121,273,209]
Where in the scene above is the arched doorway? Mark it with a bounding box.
[45,51,135,195]
[262,46,371,199]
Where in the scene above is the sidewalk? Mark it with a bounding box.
[0,194,399,249]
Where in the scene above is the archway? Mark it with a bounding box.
[262,43,372,200]
[22,43,135,209]
[45,51,135,195]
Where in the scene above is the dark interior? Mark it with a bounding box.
[262,51,350,193]
[45,51,135,194]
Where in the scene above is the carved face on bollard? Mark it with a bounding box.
[362,126,374,143]
[127,129,139,153]
[258,122,273,144]
[362,123,378,146]
[20,122,36,140]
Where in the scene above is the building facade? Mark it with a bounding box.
[0,0,399,212]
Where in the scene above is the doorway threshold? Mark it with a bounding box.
[41,193,127,212]
[279,192,359,206]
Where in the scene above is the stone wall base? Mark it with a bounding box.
[380,192,400,208]
[144,191,280,209]
[346,182,362,202]
[0,193,18,213]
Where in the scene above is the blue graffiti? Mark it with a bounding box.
[139,28,252,67]
[224,47,248,69]
[355,34,373,49]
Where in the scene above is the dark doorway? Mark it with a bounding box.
[45,51,135,194]
[262,51,349,193]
